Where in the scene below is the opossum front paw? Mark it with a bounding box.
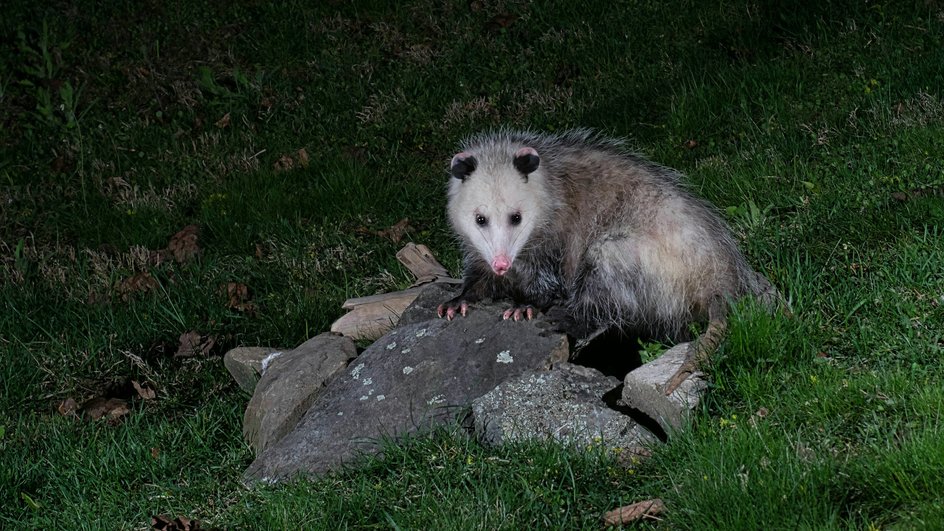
[501,305,536,321]
[437,300,470,320]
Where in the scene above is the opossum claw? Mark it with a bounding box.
[502,305,536,321]
[438,300,471,320]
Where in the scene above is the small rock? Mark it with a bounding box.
[472,363,658,449]
[621,343,707,433]
[243,333,357,454]
[223,347,286,393]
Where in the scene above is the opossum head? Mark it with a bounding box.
[447,146,548,276]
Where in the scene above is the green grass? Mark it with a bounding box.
[2,0,943,528]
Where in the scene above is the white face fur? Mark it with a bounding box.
[447,147,546,276]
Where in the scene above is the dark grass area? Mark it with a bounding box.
[2,0,943,528]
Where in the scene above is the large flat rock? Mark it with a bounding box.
[473,363,658,449]
[244,294,569,482]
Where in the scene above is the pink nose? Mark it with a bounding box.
[492,255,511,275]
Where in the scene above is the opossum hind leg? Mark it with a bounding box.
[663,294,728,395]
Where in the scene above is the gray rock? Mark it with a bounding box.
[621,343,707,433]
[223,346,285,393]
[244,302,569,482]
[396,282,459,326]
[473,363,658,449]
[243,333,358,454]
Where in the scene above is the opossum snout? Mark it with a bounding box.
[491,255,511,275]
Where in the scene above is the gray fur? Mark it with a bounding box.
[444,128,778,341]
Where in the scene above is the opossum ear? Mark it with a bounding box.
[513,147,540,176]
[450,152,477,181]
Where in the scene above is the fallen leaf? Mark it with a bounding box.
[214,112,231,129]
[81,397,130,422]
[151,447,160,459]
[376,218,413,243]
[132,380,156,400]
[222,282,248,305]
[57,398,79,416]
[167,225,201,264]
[175,331,216,358]
[221,282,256,313]
[684,139,699,149]
[50,153,75,174]
[116,271,158,301]
[485,13,518,32]
[603,498,665,526]
[297,148,310,168]
[273,154,295,172]
[152,515,201,530]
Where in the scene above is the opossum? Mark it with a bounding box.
[436,129,781,393]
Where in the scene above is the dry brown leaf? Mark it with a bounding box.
[174,331,216,358]
[376,218,413,243]
[167,225,201,264]
[222,282,248,306]
[151,447,160,459]
[57,397,79,416]
[132,380,156,400]
[684,139,699,149]
[221,282,256,313]
[116,271,158,301]
[81,397,130,422]
[273,154,295,172]
[297,147,310,168]
[50,153,75,174]
[486,13,518,32]
[214,112,231,129]
[603,498,665,526]
[152,514,201,530]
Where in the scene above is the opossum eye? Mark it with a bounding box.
[509,212,522,226]
[475,214,488,226]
